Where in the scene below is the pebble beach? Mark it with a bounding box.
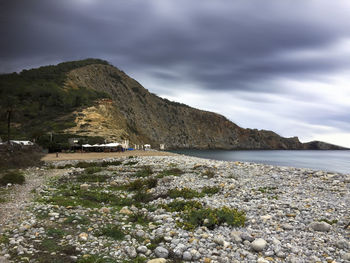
[0,154,349,263]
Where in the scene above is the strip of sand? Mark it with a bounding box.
[41,150,176,161]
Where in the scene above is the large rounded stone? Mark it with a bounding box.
[154,246,169,258]
[251,238,267,252]
[310,221,331,232]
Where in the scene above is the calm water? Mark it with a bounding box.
[172,150,350,174]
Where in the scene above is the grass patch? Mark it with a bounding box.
[201,186,220,196]
[98,225,125,240]
[182,206,246,230]
[0,170,25,186]
[133,191,154,203]
[134,166,153,177]
[44,188,134,208]
[85,166,103,174]
[157,168,184,178]
[125,178,158,191]
[0,234,9,245]
[202,169,215,178]
[147,236,165,250]
[76,173,109,183]
[128,211,151,226]
[168,188,202,199]
[47,227,65,238]
[58,160,122,169]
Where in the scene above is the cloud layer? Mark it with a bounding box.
[1,0,350,147]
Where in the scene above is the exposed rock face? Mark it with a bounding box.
[63,63,345,150]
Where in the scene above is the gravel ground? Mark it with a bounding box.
[0,155,349,263]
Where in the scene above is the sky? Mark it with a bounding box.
[1,0,350,147]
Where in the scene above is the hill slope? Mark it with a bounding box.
[0,59,346,150]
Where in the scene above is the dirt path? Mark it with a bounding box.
[0,169,67,232]
[41,150,176,162]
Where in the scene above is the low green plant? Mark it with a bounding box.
[98,225,125,240]
[168,187,202,199]
[125,178,157,191]
[157,168,184,178]
[46,227,65,238]
[201,186,220,196]
[85,166,103,174]
[202,169,215,178]
[0,234,9,245]
[128,211,151,226]
[134,166,153,177]
[133,191,153,203]
[182,206,246,230]
[76,173,109,183]
[147,236,165,250]
[0,170,25,186]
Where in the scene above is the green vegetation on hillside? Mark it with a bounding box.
[0,59,110,145]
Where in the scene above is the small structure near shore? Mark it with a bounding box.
[144,144,151,150]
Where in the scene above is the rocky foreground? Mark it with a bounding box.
[0,155,349,263]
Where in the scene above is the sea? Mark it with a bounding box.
[171,150,350,174]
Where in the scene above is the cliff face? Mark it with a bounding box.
[63,63,346,150]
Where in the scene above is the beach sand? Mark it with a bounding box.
[41,150,176,161]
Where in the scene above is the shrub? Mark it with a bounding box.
[168,187,202,199]
[0,170,25,186]
[98,225,125,240]
[85,166,102,174]
[157,168,184,178]
[128,211,151,226]
[134,166,153,177]
[201,186,220,196]
[46,228,65,238]
[182,206,246,230]
[126,178,157,191]
[202,169,215,178]
[76,173,108,183]
[133,191,153,203]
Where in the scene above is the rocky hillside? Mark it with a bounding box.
[64,62,345,150]
[0,59,347,150]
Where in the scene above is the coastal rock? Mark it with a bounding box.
[154,247,169,258]
[310,221,331,232]
[251,238,267,252]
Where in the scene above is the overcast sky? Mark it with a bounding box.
[1,0,350,147]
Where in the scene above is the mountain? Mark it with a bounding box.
[0,59,347,151]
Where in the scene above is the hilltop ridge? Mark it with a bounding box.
[0,59,347,150]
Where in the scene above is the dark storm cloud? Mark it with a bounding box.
[1,0,350,146]
[2,0,350,84]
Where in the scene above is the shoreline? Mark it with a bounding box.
[1,154,349,262]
